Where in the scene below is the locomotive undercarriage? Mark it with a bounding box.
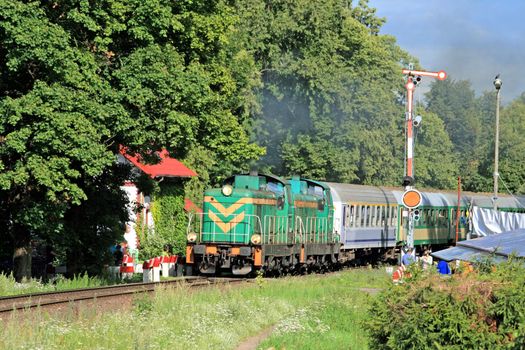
[195,245,254,275]
[193,243,340,276]
[342,247,402,266]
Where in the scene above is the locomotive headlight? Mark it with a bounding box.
[250,234,262,245]
[222,184,233,196]
[187,232,197,243]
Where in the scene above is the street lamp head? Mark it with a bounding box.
[493,76,502,90]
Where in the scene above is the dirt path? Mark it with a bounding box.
[235,325,276,350]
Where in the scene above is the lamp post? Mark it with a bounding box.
[493,76,502,211]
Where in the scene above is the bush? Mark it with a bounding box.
[364,259,525,349]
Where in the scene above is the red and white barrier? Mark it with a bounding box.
[161,256,170,278]
[143,257,161,282]
[392,265,406,284]
[120,254,135,279]
[160,255,179,277]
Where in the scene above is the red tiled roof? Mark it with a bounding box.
[184,198,203,213]
[120,147,197,178]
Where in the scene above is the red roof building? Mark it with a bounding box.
[184,198,203,213]
[120,147,197,178]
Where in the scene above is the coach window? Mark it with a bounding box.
[355,205,360,227]
[460,210,466,226]
[393,207,398,226]
[349,205,355,227]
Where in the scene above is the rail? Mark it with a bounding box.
[0,277,250,315]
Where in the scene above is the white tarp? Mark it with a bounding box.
[472,206,525,236]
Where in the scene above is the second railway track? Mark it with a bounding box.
[0,276,250,315]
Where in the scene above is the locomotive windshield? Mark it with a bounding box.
[265,181,284,195]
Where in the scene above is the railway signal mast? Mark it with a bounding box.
[401,68,447,249]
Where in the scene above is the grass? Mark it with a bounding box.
[0,268,390,350]
[0,272,121,297]
[257,268,388,350]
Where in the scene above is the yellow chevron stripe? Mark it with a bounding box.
[208,210,246,233]
[209,201,244,217]
[204,196,277,207]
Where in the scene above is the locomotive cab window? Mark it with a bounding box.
[317,198,326,211]
[266,181,284,195]
[277,196,285,210]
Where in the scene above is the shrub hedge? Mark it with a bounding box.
[364,258,525,349]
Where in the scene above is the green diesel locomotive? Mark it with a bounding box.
[186,173,339,275]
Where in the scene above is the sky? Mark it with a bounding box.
[368,0,525,103]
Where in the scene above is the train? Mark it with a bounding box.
[185,172,525,276]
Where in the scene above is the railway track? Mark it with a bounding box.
[0,276,250,315]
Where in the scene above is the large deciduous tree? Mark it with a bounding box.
[411,110,458,189]
[233,0,411,185]
[0,0,262,280]
[425,78,488,191]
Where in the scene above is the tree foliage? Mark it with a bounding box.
[425,79,525,194]
[412,110,458,189]
[232,0,412,185]
[0,0,262,279]
[498,94,525,194]
[141,181,187,259]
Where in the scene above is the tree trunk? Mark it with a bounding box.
[13,245,32,282]
[12,224,32,282]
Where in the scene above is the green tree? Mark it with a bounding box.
[233,0,410,185]
[497,93,525,194]
[425,78,486,191]
[412,110,458,189]
[0,0,263,280]
[426,79,480,155]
